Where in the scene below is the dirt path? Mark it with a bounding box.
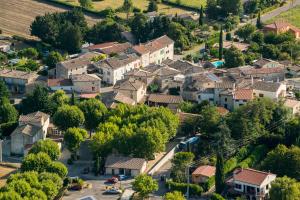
[0,0,101,39]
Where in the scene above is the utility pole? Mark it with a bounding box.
[186,165,190,199]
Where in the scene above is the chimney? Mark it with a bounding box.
[251,76,254,86]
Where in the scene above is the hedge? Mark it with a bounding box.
[40,0,114,17]
[161,0,200,12]
[237,144,268,168]
[166,180,203,196]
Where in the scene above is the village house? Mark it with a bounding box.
[105,155,147,177]
[227,168,276,200]
[147,93,183,110]
[253,58,284,69]
[286,65,300,78]
[124,68,156,86]
[48,74,101,94]
[163,59,204,75]
[0,69,41,94]
[55,52,99,79]
[192,165,216,184]
[71,74,101,94]
[219,88,254,111]
[264,21,300,39]
[113,78,147,104]
[130,35,174,67]
[10,111,50,155]
[93,54,141,85]
[84,42,132,56]
[252,81,286,100]
[284,99,300,115]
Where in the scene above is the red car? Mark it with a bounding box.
[106,177,118,184]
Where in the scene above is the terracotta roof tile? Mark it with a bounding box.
[233,168,276,186]
[192,165,216,177]
[234,89,253,100]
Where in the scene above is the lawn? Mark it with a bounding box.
[59,0,191,15]
[265,5,300,28]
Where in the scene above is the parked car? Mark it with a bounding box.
[117,175,128,181]
[104,188,122,194]
[106,177,118,184]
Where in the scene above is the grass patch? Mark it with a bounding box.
[167,0,206,9]
[265,5,300,28]
[58,0,190,15]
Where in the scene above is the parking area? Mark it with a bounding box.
[63,177,133,200]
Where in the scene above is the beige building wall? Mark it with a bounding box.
[73,80,101,93]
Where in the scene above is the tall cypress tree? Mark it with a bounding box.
[199,5,204,26]
[256,11,262,29]
[215,151,225,194]
[219,25,223,60]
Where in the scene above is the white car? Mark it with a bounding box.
[104,188,122,194]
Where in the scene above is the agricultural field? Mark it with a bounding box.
[58,0,191,15]
[0,0,101,39]
[266,5,300,28]
[0,165,18,187]
[168,0,206,9]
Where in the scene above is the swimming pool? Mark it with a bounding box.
[212,60,224,68]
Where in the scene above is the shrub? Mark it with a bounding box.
[166,180,203,196]
[237,145,268,168]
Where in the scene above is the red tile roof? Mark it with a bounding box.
[216,107,229,116]
[79,93,99,99]
[192,165,216,177]
[233,168,275,186]
[234,89,253,100]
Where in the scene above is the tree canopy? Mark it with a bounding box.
[270,176,300,200]
[53,105,85,131]
[29,139,61,160]
[132,174,158,199]
[64,127,88,154]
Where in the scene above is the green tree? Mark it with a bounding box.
[26,188,47,200]
[0,191,22,200]
[199,5,204,26]
[270,176,300,200]
[131,13,149,42]
[210,193,225,200]
[132,174,158,199]
[235,24,256,42]
[6,179,31,197]
[49,90,70,114]
[171,152,195,182]
[164,191,186,200]
[262,44,280,59]
[0,52,7,65]
[79,0,93,9]
[64,127,88,156]
[53,105,85,131]
[251,31,264,45]
[198,105,221,135]
[21,85,51,114]
[86,19,124,44]
[148,0,158,12]
[21,152,52,173]
[261,144,300,180]
[18,48,39,60]
[219,25,223,60]
[78,98,107,135]
[224,46,245,68]
[58,23,82,53]
[47,161,68,178]
[215,151,225,194]
[206,0,219,19]
[0,80,9,99]
[256,11,263,29]
[29,139,61,160]
[220,0,243,16]
[123,0,133,20]
[45,51,63,69]
[0,98,18,124]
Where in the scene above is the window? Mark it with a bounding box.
[243,100,247,102]
[225,98,227,102]
[92,87,95,91]
[239,104,243,106]
[266,184,269,190]
[257,188,260,192]
[259,93,264,97]
[235,184,242,189]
